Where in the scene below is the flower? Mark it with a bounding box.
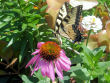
[69,0,98,10]
[26,41,71,81]
[84,20,110,52]
[81,15,103,32]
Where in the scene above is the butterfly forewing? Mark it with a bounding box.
[55,2,69,32]
[55,2,83,43]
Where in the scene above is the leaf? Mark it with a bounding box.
[19,40,27,63]
[70,65,90,81]
[94,46,106,53]
[26,32,34,51]
[40,5,48,12]
[38,78,50,83]
[0,40,13,60]
[22,23,27,31]
[91,61,110,78]
[71,55,83,64]
[6,38,14,47]
[34,70,44,80]
[59,76,70,83]
[28,23,37,29]
[81,45,94,67]
[20,75,38,83]
[93,46,106,63]
[82,45,94,56]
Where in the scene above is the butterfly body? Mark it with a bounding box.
[55,2,83,43]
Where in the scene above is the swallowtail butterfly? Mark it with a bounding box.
[55,2,83,43]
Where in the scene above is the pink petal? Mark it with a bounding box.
[60,53,71,65]
[41,60,51,78]
[60,50,66,56]
[58,58,71,71]
[37,42,44,48]
[31,49,40,55]
[45,61,50,78]
[31,67,39,76]
[25,54,40,68]
[40,60,47,77]
[49,61,55,81]
[61,49,66,54]
[31,55,41,75]
[55,60,63,79]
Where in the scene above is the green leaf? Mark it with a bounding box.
[19,40,27,63]
[0,40,13,60]
[6,38,13,47]
[38,78,50,83]
[22,23,27,31]
[40,5,48,12]
[28,23,37,29]
[34,70,44,80]
[82,45,94,56]
[59,76,70,83]
[20,75,38,83]
[26,32,34,51]
[93,51,103,63]
[92,46,106,63]
[93,46,106,55]
[70,65,90,81]
[81,45,95,68]
[91,61,110,78]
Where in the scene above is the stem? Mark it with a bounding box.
[0,62,17,73]
[86,30,92,46]
[67,47,80,55]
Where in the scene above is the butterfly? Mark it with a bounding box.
[55,2,83,43]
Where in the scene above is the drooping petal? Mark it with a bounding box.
[60,54,71,65]
[60,50,66,56]
[58,58,71,71]
[37,42,44,48]
[44,61,50,78]
[55,60,63,79]
[31,55,41,75]
[31,49,40,55]
[25,54,40,68]
[49,61,55,81]
[31,67,39,76]
[40,60,47,77]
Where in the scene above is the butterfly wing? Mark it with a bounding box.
[55,2,83,42]
[55,2,69,32]
[61,5,83,42]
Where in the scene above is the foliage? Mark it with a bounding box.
[0,0,110,83]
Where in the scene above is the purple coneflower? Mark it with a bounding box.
[26,41,71,81]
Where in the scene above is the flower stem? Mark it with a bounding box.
[86,30,92,46]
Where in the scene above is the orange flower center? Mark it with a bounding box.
[40,41,61,61]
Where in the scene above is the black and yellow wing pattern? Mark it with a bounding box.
[55,2,83,43]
